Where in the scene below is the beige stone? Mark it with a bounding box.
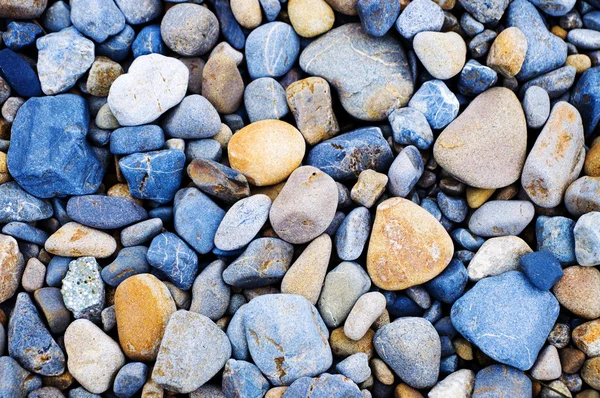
[324,0,358,15]
[0,234,24,304]
[554,266,600,320]
[351,169,389,208]
[230,0,262,29]
[487,27,528,78]
[289,0,335,37]
[413,31,466,80]
[202,53,244,114]
[466,186,495,208]
[566,54,592,74]
[86,56,124,97]
[45,222,117,258]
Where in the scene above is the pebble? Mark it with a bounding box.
[288,0,335,38]
[0,234,24,304]
[531,345,562,381]
[335,207,371,261]
[86,57,123,97]
[0,182,53,223]
[486,27,528,78]
[351,170,388,208]
[187,159,250,203]
[42,1,71,32]
[190,260,230,320]
[2,22,43,51]
[537,216,576,265]
[472,365,531,397]
[0,49,40,98]
[21,258,46,292]
[519,66,577,99]
[113,362,148,398]
[574,212,600,266]
[414,32,466,80]
[33,287,71,334]
[428,369,475,398]
[344,292,386,341]
[468,200,535,237]
[388,108,433,150]
[231,0,262,29]
[202,54,244,114]
[174,188,224,254]
[45,222,117,258]
[571,66,600,137]
[520,250,564,290]
[284,374,361,397]
[161,4,219,56]
[565,176,600,216]
[467,236,532,281]
[61,257,105,320]
[97,25,135,61]
[245,78,288,123]
[70,0,125,43]
[408,80,459,130]
[121,218,163,247]
[396,0,444,39]
[246,22,300,79]
[147,232,198,290]
[163,95,220,139]
[66,195,147,230]
[554,266,600,320]
[582,358,600,390]
[336,353,371,384]
[568,29,600,51]
[0,356,41,398]
[110,125,165,155]
[387,146,424,198]
[425,259,468,304]
[457,59,498,96]
[356,0,400,37]
[523,86,551,128]
[214,194,271,251]
[222,359,269,398]
[131,25,165,58]
[567,54,593,75]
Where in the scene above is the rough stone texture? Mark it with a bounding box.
[61,257,105,320]
[87,56,124,97]
[214,194,271,251]
[187,159,250,204]
[0,182,53,224]
[284,374,361,397]
[458,0,508,23]
[45,222,117,258]
[0,234,24,304]
[160,4,219,56]
[553,266,600,319]
[472,365,531,397]
[190,260,230,320]
[0,0,47,18]
[486,27,527,78]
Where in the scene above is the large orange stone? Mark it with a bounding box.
[367,197,453,290]
[114,274,176,361]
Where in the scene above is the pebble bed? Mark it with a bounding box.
[0,0,600,397]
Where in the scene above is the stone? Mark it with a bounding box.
[113,362,148,398]
[389,108,433,150]
[565,177,600,216]
[486,27,528,78]
[190,260,230,321]
[344,292,386,341]
[536,216,576,265]
[161,4,219,56]
[374,317,441,389]
[519,66,577,99]
[0,356,41,398]
[202,54,243,114]
[284,374,361,397]
[367,197,453,290]
[396,0,444,39]
[553,266,600,319]
[185,139,221,162]
[335,207,371,261]
[33,287,71,334]
[586,141,600,177]
[246,22,300,79]
[530,345,562,381]
[288,0,335,38]
[64,319,126,394]
[566,54,592,74]
[425,259,468,304]
[523,86,551,129]
[96,25,135,61]
[351,170,388,208]
[451,271,560,370]
[0,49,41,98]
[7,95,104,198]
[86,57,124,97]
[61,257,104,320]
[457,59,498,97]
[574,212,600,266]
[414,32,466,80]
[121,218,163,247]
[429,369,475,398]
[387,146,424,198]
[408,80,459,130]
[211,0,246,50]
[130,24,166,58]
[520,251,563,291]
[2,22,43,51]
[188,159,250,203]
[222,359,269,398]
[356,0,400,37]
[70,0,125,43]
[21,258,45,292]
[108,54,188,126]
[573,320,600,357]
[110,125,165,155]
[467,236,532,281]
[231,0,262,28]
[42,1,71,32]
[571,67,600,137]
[336,353,371,384]
[147,232,198,290]
[245,78,288,123]
[214,195,270,251]
[228,120,305,186]
[45,222,116,258]
[583,358,600,390]
[95,103,120,129]
[66,195,147,230]
[163,95,220,139]
[472,365,531,398]
[152,311,231,393]
[113,0,161,25]
[568,29,600,50]
[0,182,53,223]
[468,200,535,237]
[560,348,586,374]
[330,327,375,359]
[0,234,24,304]
[115,274,176,361]
[459,0,508,23]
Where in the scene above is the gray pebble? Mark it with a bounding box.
[163,95,221,139]
[160,4,219,56]
[335,207,371,261]
[190,260,230,321]
[336,353,371,384]
[523,86,550,128]
[468,200,535,237]
[388,146,424,198]
[568,28,600,50]
[395,0,444,39]
[61,257,105,320]
[214,194,271,251]
[244,78,289,123]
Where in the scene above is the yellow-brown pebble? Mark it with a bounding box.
[230,0,262,29]
[566,54,592,74]
[351,169,389,208]
[551,26,568,40]
[202,53,244,114]
[251,182,286,202]
[0,151,9,184]
[288,0,335,38]
[228,119,306,186]
[107,183,143,206]
[466,186,495,208]
[433,0,455,9]
[265,387,289,398]
[487,27,528,78]
[324,0,357,15]
[454,337,474,360]
[578,390,600,398]
[367,197,453,290]
[371,358,394,385]
[43,371,75,390]
[115,274,177,361]
[330,327,375,359]
[585,140,600,177]
[395,383,424,398]
[45,222,117,258]
[582,357,600,390]
[141,379,164,398]
[213,123,233,149]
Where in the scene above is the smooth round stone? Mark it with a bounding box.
[21,258,46,292]
[231,0,262,28]
[574,212,600,266]
[396,0,444,39]
[437,192,468,223]
[472,365,531,397]
[413,32,466,80]
[222,359,269,398]
[246,22,300,79]
[425,259,468,304]
[571,67,600,137]
[344,292,386,341]
[554,266,600,320]
[147,232,198,290]
[95,103,120,129]
[66,195,147,230]
[33,287,71,335]
[300,23,413,121]
[568,29,600,51]
[187,159,250,204]
[86,56,123,97]
[374,317,440,389]
[215,194,271,251]
[163,95,220,139]
[1,97,24,123]
[467,236,532,281]
[468,200,535,237]
[113,0,161,25]
[96,25,135,62]
[202,53,243,114]
[64,319,126,394]
[288,0,335,38]
[330,327,375,359]
[61,257,105,320]
[408,80,459,130]
[387,146,424,198]
[335,207,371,261]
[115,274,176,361]
[108,54,188,126]
[161,4,219,56]
[245,78,288,123]
[185,139,221,162]
[367,197,453,290]
[121,218,163,247]
[530,345,562,381]
[110,125,165,155]
[566,54,592,74]
[518,66,577,99]
[388,108,433,150]
[284,374,361,397]
[45,222,116,258]
[336,353,371,384]
[131,24,166,58]
[228,120,305,186]
[113,362,148,398]
[0,234,24,304]
[190,260,230,320]
[523,86,551,129]
[565,176,600,216]
[486,27,527,78]
[585,142,600,177]
[429,369,475,398]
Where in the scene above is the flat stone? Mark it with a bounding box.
[187,159,250,204]
[554,266,600,319]
[0,356,41,398]
[413,32,466,80]
[429,369,475,398]
[330,327,375,359]
[387,146,424,198]
[565,176,600,216]
[396,0,444,39]
[246,22,299,79]
[101,246,149,287]
[467,236,532,281]
[61,257,105,320]
[523,86,551,128]
[457,59,498,97]
[0,182,53,224]
[486,27,528,78]
[468,200,535,237]
[160,4,219,56]
[344,292,386,341]
[67,195,147,230]
[459,0,508,23]
[519,66,577,99]
[214,194,271,251]
[163,95,221,139]
[284,374,361,397]
[568,29,600,50]
[45,222,116,258]
[0,49,42,98]
[335,207,371,261]
[190,260,230,321]
[472,365,531,398]
[0,234,24,304]
[574,212,600,265]
[530,345,562,381]
[121,218,163,247]
[147,232,198,290]
[245,78,288,123]
[222,359,270,398]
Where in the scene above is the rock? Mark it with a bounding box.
[389,108,433,150]
[486,27,527,78]
[187,159,250,204]
[0,234,24,304]
[86,57,124,97]
[97,25,135,61]
[245,78,288,123]
[7,95,104,198]
[66,195,147,230]
[573,319,600,357]
[284,374,361,397]
[108,54,188,126]
[374,317,441,389]
[467,236,532,281]
[351,170,388,208]
[0,182,53,223]
[523,86,551,128]
[37,28,94,95]
[367,197,453,290]
[70,0,125,43]
[387,146,424,198]
[583,358,600,390]
[565,177,600,216]
[536,216,576,265]
[336,353,371,384]
[413,32,466,80]
[242,294,332,386]
[190,260,230,321]
[335,207,371,261]
[161,4,219,56]
[228,120,305,186]
[574,212,600,266]
[152,311,231,393]
[222,359,270,398]
[45,222,116,258]
[113,0,160,25]
[566,54,592,74]
[0,0,46,18]
[425,259,468,304]
[113,362,148,398]
[61,257,105,320]
[408,80,459,130]
[356,0,400,37]
[585,141,600,177]
[571,66,600,137]
[519,66,577,99]
[299,23,413,121]
[121,219,163,247]
[246,22,300,79]
[33,287,71,335]
[457,59,498,97]
[64,319,126,394]
[451,271,560,370]
[0,356,41,398]
[270,166,338,244]
[214,195,271,251]
[330,327,375,359]
[459,0,508,23]
[395,0,444,39]
[20,258,45,292]
[344,292,386,341]
[131,24,165,58]
[8,293,65,376]
[530,345,562,381]
[147,232,198,290]
[288,0,335,38]
[520,251,564,291]
[428,369,475,398]
[163,95,221,139]
[185,139,221,162]
[568,29,600,50]
[231,0,262,28]
[202,54,244,114]
[553,266,600,319]
[560,347,586,374]
[110,125,165,155]
[468,200,535,237]
[2,22,43,51]
[472,365,531,398]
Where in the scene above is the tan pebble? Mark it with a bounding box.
[265,387,288,398]
[360,375,374,390]
[216,316,230,330]
[324,0,358,15]
[454,337,474,360]
[213,123,233,149]
[433,0,455,9]
[107,183,143,206]
[566,54,592,74]
[573,319,600,357]
[228,119,305,186]
[330,327,375,359]
[413,31,466,80]
[178,57,205,94]
[395,383,424,398]
[209,42,243,66]
[372,309,390,330]
[0,234,25,304]
[495,183,518,200]
[487,27,528,78]
[577,390,600,398]
[45,222,117,258]
[0,151,9,184]
[141,379,164,398]
[553,266,600,320]
[551,26,568,40]
[42,371,75,390]
[344,292,387,341]
[351,169,389,208]
[582,357,600,390]
[202,53,244,114]
[560,347,586,374]
[22,257,46,293]
[230,0,262,29]
[251,182,286,202]
[585,141,600,177]
[86,56,124,97]
[371,358,394,385]
[289,0,335,38]
[466,186,495,208]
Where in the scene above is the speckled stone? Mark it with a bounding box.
[244,78,288,123]
[468,200,535,237]
[396,0,444,39]
[572,319,600,358]
[161,4,219,56]
[86,57,124,97]
[351,170,388,208]
[356,0,400,37]
[163,95,221,139]
[288,0,335,38]
[113,362,147,398]
[284,374,361,397]
[21,258,46,292]
[414,32,466,80]
[574,212,600,266]
[61,257,105,320]
[467,236,532,281]
[190,260,230,320]
[486,27,527,78]
[472,365,531,397]
[2,22,41,52]
[336,353,371,384]
[0,234,24,304]
[0,356,42,398]
[202,53,244,114]
[523,86,551,129]
[45,222,117,258]
[344,292,386,341]
[367,197,453,290]
[335,207,371,261]
[222,359,269,398]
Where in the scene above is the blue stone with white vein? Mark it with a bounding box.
[147,232,198,290]
[245,22,300,79]
[408,80,459,129]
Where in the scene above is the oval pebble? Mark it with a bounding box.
[214,194,271,251]
[468,200,535,237]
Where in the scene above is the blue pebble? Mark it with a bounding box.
[163,95,221,139]
[571,66,600,138]
[244,78,289,123]
[227,304,249,360]
[132,25,166,58]
[536,215,576,265]
[66,195,148,230]
[222,359,270,398]
[0,49,42,97]
[186,139,223,162]
[519,65,577,99]
[437,192,468,223]
[421,198,443,221]
[0,357,42,398]
[113,0,162,25]
[88,124,111,147]
[2,22,43,51]
[307,127,394,181]
[396,0,444,39]
[113,362,148,398]
[472,365,532,398]
[451,271,559,370]
[356,0,401,37]
[459,0,509,23]
[70,0,126,43]
[246,22,300,79]
[110,125,165,155]
[259,0,282,21]
[584,11,600,30]
[460,13,484,37]
[8,293,65,376]
[426,259,468,304]
[507,0,568,81]
[42,1,72,32]
[455,249,475,264]
[408,80,459,129]
[423,300,443,324]
[101,246,150,287]
[451,228,485,251]
[284,374,361,398]
[148,206,173,224]
[97,25,135,62]
[335,207,371,261]
[388,107,434,150]
[119,149,185,204]
[520,250,563,290]
[69,387,101,398]
[458,59,498,96]
[385,292,423,318]
[174,188,225,254]
[147,232,199,290]
[0,182,53,223]
[335,353,370,384]
[121,218,163,247]
[1,222,48,245]
[51,198,71,225]
[46,256,72,288]
[530,0,577,16]
[440,336,455,357]
[211,0,246,50]
[435,316,458,338]
[440,354,459,375]
[388,145,424,197]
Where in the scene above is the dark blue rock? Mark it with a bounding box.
[120,218,163,247]
[70,0,126,43]
[423,300,443,324]
[110,125,165,155]
[51,198,71,225]
[132,25,166,58]
[0,182,53,223]
[356,0,401,37]
[209,0,246,50]
[222,359,270,398]
[458,60,498,96]
[435,316,458,338]
[46,256,72,288]
[8,293,65,376]
[437,192,468,223]
[147,232,198,290]
[536,215,576,265]
[246,22,300,79]
[425,259,468,304]
[440,335,455,357]
[2,22,43,51]
[460,13,484,37]
[148,206,173,224]
[455,249,475,264]
[42,1,72,32]
[472,365,532,398]
[571,66,600,138]
[284,374,362,398]
[113,362,148,398]
[66,195,148,230]
[0,356,41,398]
[97,24,135,62]
[7,95,104,198]
[451,271,560,370]
[33,287,72,335]
[307,127,393,181]
[584,11,600,30]
[119,149,185,204]
[507,0,568,81]
[408,80,459,129]
[458,0,509,23]
[450,228,485,251]
[520,250,563,290]
[88,124,111,147]
[519,66,577,99]
[440,354,459,375]
[1,222,48,245]
[0,49,42,97]
[385,292,423,318]
[421,198,443,221]
[101,246,150,287]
